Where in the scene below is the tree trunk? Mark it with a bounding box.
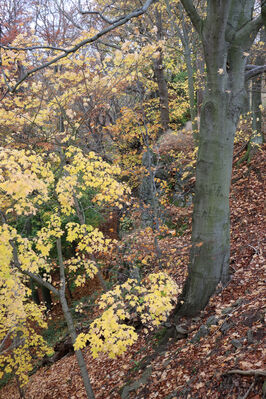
[60,293,95,399]
[178,2,198,138]
[153,8,170,133]
[30,278,40,305]
[57,238,95,399]
[196,53,205,115]
[251,29,265,145]
[183,34,197,138]
[41,285,52,310]
[175,0,263,317]
[165,0,198,136]
[177,92,236,315]
[153,51,170,133]
[251,72,263,143]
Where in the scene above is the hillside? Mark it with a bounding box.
[1,144,265,399]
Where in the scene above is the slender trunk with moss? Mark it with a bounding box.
[57,238,95,399]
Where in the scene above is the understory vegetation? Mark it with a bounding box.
[0,0,265,398]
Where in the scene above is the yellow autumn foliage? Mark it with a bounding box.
[74,273,180,358]
[0,145,129,383]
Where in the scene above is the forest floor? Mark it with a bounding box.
[0,144,265,399]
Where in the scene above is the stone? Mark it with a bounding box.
[220,321,233,334]
[175,325,188,335]
[121,366,152,399]
[221,306,234,315]
[232,298,244,307]
[191,325,208,343]
[247,329,254,344]
[206,316,219,327]
[231,339,242,349]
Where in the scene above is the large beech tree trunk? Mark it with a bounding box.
[175,0,265,316]
[179,92,236,315]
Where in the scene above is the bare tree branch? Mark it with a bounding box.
[0,44,68,52]
[245,64,266,80]
[79,10,124,25]
[97,40,121,50]
[225,369,266,377]
[54,0,83,31]
[234,14,263,46]
[0,329,14,354]
[3,0,155,93]
[179,0,203,35]
[78,0,122,25]
[10,241,59,296]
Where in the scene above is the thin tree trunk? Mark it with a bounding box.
[59,294,95,399]
[13,334,26,399]
[165,0,198,138]
[73,195,107,291]
[41,285,52,310]
[178,3,198,138]
[153,8,170,133]
[251,73,262,139]
[251,28,264,145]
[30,278,40,305]
[57,238,95,399]
[196,54,205,115]
[15,373,25,399]
[183,34,197,137]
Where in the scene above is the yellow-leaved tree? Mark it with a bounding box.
[0,145,128,398]
[0,144,180,399]
[0,225,52,397]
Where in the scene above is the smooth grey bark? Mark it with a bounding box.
[175,0,265,317]
[177,3,198,136]
[251,29,265,144]
[153,8,170,133]
[251,70,263,142]
[165,0,198,138]
[195,50,205,115]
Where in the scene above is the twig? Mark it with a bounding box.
[0,44,68,52]
[246,244,260,254]
[225,369,266,377]
[232,142,249,164]
[241,380,255,399]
